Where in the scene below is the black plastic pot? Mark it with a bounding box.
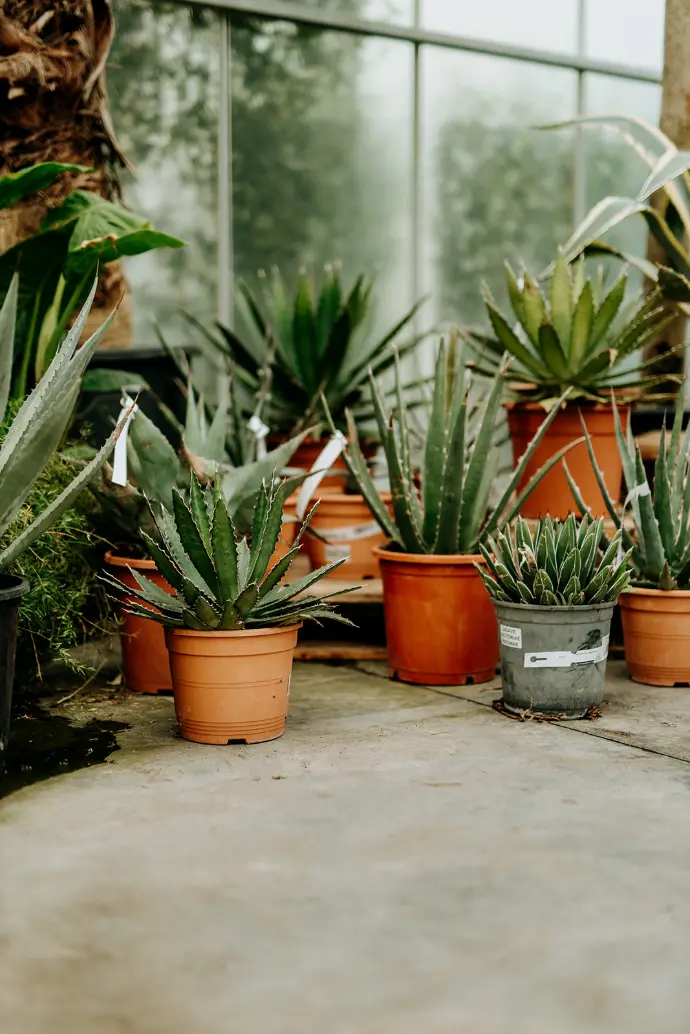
[0,575,30,773]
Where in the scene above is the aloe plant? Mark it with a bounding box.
[476,514,631,606]
[191,263,427,437]
[567,389,690,590]
[325,336,579,555]
[476,251,674,403]
[103,475,355,630]
[0,274,123,571]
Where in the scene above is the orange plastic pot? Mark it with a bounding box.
[105,551,173,694]
[619,588,690,686]
[374,548,498,685]
[305,493,391,579]
[165,623,301,744]
[506,402,625,520]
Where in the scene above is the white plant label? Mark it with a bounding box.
[500,625,522,649]
[325,544,351,563]
[110,394,139,487]
[318,521,380,544]
[247,414,270,460]
[523,635,609,669]
[296,431,347,518]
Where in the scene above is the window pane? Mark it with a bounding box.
[585,0,665,75]
[109,0,219,345]
[422,0,578,55]
[421,48,577,331]
[294,0,412,23]
[583,75,663,276]
[231,21,414,336]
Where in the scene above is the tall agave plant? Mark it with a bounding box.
[0,275,123,572]
[567,389,690,590]
[325,336,578,555]
[103,475,355,630]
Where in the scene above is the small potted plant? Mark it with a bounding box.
[477,514,630,718]
[478,252,674,518]
[327,336,577,686]
[90,371,310,694]
[0,276,124,771]
[569,389,690,686]
[104,477,355,744]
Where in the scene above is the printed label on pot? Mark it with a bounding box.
[500,625,522,649]
[523,634,610,669]
[319,521,381,543]
[326,544,351,563]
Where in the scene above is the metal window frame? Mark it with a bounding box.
[204,0,663,326]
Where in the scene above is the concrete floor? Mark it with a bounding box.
[2,659,690,1034]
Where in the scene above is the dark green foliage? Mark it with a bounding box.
[103,474,356,630]
[476,514,632,606]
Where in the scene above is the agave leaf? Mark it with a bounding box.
[123,601,182,627]
[504,262,526,325]
[190,474,212,549]
[457,448,499,554]
[140,531,186,594]
[550,249,572,354]
[236,536,251,590]
[562,575,581,600]
[152,501,215,598]
[538,323,570,381]
[235,583,259,618]
[337,407,399,544]
[211,487,239,601]
[456,369,504,551]
[521,274,547,344]
[653,424,676,559]
[558,546,581,590]
[484,296,547,378]
[588,274,627,352]
[0,274,18,420]
[635,445,667,581]
[569,281,594,369]
[172,489,219,593]
[255,558,348,610]
[249,481,286,584]
[516,580,535,603]
[555,513,577,568]
[422,339,449,544]
[128,568,185,613]
[249,481,269,569]
[434,396,466,554]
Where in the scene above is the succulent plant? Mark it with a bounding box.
[103,475,355,630]
[476,514,632,606]
[0,275,123,572]
[325,335,577,555]
[567,389,690,590]
[194,263,427,437]
[476,251,675,403]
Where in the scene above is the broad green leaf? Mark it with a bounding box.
[0,162,88,210]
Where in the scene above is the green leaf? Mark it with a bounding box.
[589,274,627,351]
[521,274,547,346]
[140,531,186,594]
[569,281,594,369]
[457,370,505,550]
[538,322,571,381]
[484,297,547,378]
[422,341,449,545]
[235,583,259,618]
[237,537,251,590]
[211,489,239,600]
[0,162,89,210]
[190,474,212,549]
[653,424,676,560]
[549,249,572,354]
[172,489,219,594]
[0,274,18,422]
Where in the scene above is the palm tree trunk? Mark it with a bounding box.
[0,0,132,347]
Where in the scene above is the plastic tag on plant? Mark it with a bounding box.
[296,431,347,519]
[110,394,140,487]
[247,414,270,460]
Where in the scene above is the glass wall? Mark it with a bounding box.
[108,0,665,348]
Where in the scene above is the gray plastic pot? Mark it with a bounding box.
[493,600,615,719]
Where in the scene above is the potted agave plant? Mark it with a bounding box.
[478,252,673,519]
[327,336,577,686]
[569,389,690,687]
[477,515,631,718]
[91,374,310,695]
[0,276,124,770]
[104,477,354,744]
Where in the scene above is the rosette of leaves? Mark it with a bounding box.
[566,388,690,590]
[476,514,632,606]
[475,251,675,403]
[103,475,355,630]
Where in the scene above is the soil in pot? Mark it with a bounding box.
[165,623,301,744]
[305,493,391,579]
[0,575,30,775]
[619,588,690,686]
[506,403,624,520]
[493,600,615,718]
[374,548,498,685]
[105,551,174,694]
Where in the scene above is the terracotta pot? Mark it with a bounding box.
[305,493,391,579]
[506,402,625,520]
[105,551,173,694]
[619,588,690,686]
[282,436,377,491]
[374,548,498,685]
[165,624,301,744]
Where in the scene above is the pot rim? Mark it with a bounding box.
[504,399,625,414]
[105,549,156,571]
[0,573,30,601]
[169,622,303,639]
[373,546,483,566]
[493,599,616,614]
[621,586,690,599]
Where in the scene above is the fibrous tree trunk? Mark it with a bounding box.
[0,0,132,346]
[645,0,690,389]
